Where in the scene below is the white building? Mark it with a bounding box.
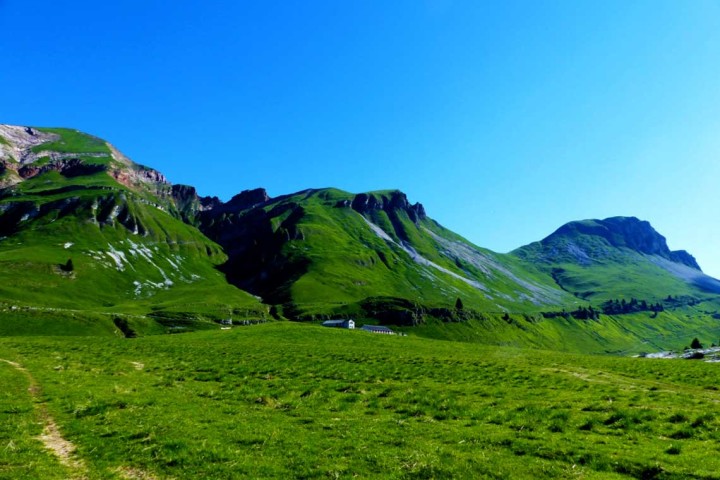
[322,319,355,329]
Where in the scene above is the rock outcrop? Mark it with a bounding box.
[349,191,426,224]
[170,184,222,223]
[17,158,107,179]
[110,165,169,190]
[0,125,59,165]
[223,188,271,212]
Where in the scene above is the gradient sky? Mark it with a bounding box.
[2,1,720,275]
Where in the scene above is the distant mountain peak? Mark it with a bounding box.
[538,216,701,270]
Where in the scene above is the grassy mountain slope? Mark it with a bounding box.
[0,125,265,334]
[198,187,577,320]
[408,305,720,355]
[513,216,720,304]
[2,124,719,352]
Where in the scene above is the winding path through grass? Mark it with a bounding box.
[0,358,87,479]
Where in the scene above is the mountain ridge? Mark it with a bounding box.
[0,124,268,335]
[2,123,719,350]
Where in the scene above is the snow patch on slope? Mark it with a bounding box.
[106,244,129,271]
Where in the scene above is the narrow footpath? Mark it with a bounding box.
[0,358,87,479]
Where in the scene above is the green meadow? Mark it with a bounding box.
[2,323,720,479]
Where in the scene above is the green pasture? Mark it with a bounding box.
[1,323,720,479]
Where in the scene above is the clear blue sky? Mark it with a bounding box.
[3,1,720,275]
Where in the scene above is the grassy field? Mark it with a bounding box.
[407,306,720,355]
[2,323,720,479]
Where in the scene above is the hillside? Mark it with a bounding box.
[513,217,720,303]
[3,324,720,479]
[2,124,720,352]
[0,125,266,335]
[190,187,576,320]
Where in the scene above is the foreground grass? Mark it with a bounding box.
[1,323,720,479]
[0,360,70,478]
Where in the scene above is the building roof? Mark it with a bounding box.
[322,319,353,326]
[360,325,395,333]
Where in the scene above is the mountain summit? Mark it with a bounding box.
[514,216,720,299]
[0,125,167,192]
[527,216,700,269]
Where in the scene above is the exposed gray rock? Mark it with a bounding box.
[0,124,59,164]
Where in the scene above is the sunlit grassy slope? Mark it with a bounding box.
[212,188,576,318]
[409,305,720,355]
[2,323,720,479]
[0,128,266,334]
[513,217,720,304]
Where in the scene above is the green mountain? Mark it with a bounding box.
[0,125,265,335]
[189,187,575,321]
[2,124,719,351]
[513,216,720,303]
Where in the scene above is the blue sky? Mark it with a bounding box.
[3,1,720,275]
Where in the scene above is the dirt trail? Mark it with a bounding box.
[0,358,88,478]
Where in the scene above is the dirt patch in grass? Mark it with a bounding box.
[115,465,162,479]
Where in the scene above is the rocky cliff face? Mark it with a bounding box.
[348,191,427,224]
[110,164,169,190]
[670,250,700,270]
[170,184,222,223]
[0,125,59,166]
[0,124,171,194]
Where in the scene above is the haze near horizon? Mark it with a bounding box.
[2,1,719,275]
